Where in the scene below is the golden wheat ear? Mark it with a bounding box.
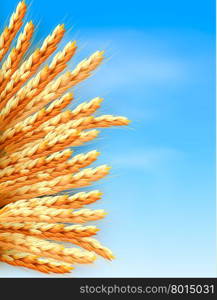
[0,1,27,62]
[0,1,129,274]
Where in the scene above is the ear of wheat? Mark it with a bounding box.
[0,1,129,275]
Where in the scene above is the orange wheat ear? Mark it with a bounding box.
[0,1,129,274]
[0,1,27,62]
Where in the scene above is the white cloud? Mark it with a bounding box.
[110,147,183,170]
[66,28,187,90]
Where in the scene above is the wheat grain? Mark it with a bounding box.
[0,129,98,169]
[0,22,34,96]
[0,150,99,192]
[1,129,80,163]
[0,207,106,223]
[62,237,114,260]
[41,115,129,133]
[0,225,112,259]
[7,114,129,150]
[0,249,73,274]
[40,114,128,135]
[0,93,73,149]
[0,232,96,264]
[0,149,72,178]
[4,129,99,162]
[0,41,77,130]
[1,190,102,213]
[8,96,102,145]
[0,24,65,110]
[0,1,27,62]
[0,223,98,237]
[0,150,100,189]
[0,149,72,183]
[13,51,104,123]
[0,165,109,204]
[70,97,103,119]
[7,129,97,162]
[3,110,78,151]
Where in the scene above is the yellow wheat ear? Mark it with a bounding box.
[0,1,129,275]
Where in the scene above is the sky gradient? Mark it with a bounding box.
[0,0,216,277]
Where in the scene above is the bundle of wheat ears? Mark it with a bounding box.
[0,1,129,274]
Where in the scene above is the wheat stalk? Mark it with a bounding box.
[0,1,27,62]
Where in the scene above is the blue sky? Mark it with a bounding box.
[0,0,215,277]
